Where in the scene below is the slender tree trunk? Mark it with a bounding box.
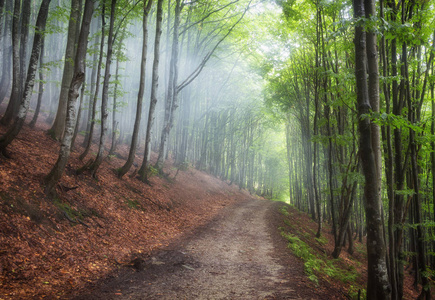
[71,79,86,149]
[379,1,398,297]
[0,0,51,154]
[138,0,164,181]
[81,23,100,147]
[49,0,82,139]
[117,0,153,178]
[29,38,45,128]
[89,0,117,177]
[0,0,5,71]
[2,0,31,123]
[19,0,31,93]
[108,56,120,156]
[0,0,13,105]
[155,0,181,171]
[79,15,105,161]
[1,0,21,125]
[44,0,94,195]
[332,180,357,258]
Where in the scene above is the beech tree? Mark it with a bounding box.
[48,0,82,139]
[0,0,12,105]
[117,0,154,179]
[138,0,164,181]
[88,0,117,177]
[1,0,22,125]
[79,15,105,161]
[0,0,52,154]
[2,1,434,297]
[45,0,94,195]
[354,0,390,297]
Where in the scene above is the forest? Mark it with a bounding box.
[1,0,435,298]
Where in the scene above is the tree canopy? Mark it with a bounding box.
[1,0,435,297]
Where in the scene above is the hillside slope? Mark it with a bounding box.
[0,121,252,299]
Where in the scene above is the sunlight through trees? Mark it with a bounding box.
[1,0,435,298]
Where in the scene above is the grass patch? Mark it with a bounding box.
[282,231,360,283]
[53,198,83,221]
[315,235,328,245]
[279,206,290,217]
[125,198,141,210]
[53,198,100,221]
[281,230,363,298]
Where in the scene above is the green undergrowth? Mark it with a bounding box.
[279,206,366,299]
[53,198,99,223]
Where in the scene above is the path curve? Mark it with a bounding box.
[73,199,315,299]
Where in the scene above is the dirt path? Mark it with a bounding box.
[73,199,318,299]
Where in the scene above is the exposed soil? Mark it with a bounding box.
[0,115,329,299]
[0,111,423,299]
[71,199,321,300]
[0,116,251,299]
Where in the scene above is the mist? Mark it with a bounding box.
[0,0,288,199]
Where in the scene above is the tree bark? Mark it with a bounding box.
[45,0,94,196]
[108,55,120,156]
[81,21,100,147]
[354,0,391,298]
[155,0,181,171]
[138,0,164,181]
[0,0,51,154]
[1,0,21,125]
[117,0,153,178]
[0,0,13,105]
[19,0,31,93]
[49,0,82,139]
[2,0,31,124]
[79,15,105,160]
[29,38,45,128]
[89,0,117,177]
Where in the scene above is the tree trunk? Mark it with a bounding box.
[79,14,105,161]
[89,0,117,177]
[138,0,164,182]
[117,0,153,178]
[108,55,120,156]
[29,38,45,128]
[44,0,94,195]
[332,180,357,258]
[155,0,181,171]
[19,0,31,93]
[81,22,100,147]
[0,0,51,154]
[354,0,391,298]
[49,0,82,139]
[71,78,86,149]
[2,0,31,124]
[1,0,21,125]
[0,0,13,105]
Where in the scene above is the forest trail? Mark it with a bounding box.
[73,199,315,299]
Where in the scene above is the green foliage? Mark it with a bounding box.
[315,235,328,245]
[147,166,159,178]
[281,229,361,293]
[279,206,290,217]
[125,198,141,210]
[349,285,367,300]
[53,198,85,222]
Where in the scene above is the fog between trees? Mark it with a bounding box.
[2,0,435,298]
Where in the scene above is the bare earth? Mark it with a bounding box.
[72,199,319,300]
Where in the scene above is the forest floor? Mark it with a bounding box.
[0,116,423,299]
